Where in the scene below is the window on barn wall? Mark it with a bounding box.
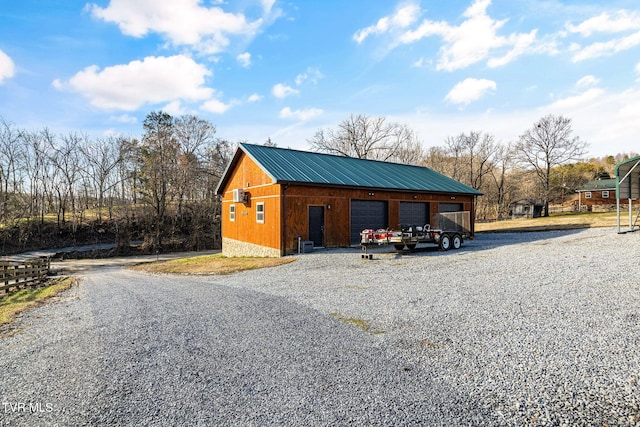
[230,204,235,222]
[256,203,265,223]
[585,192,592,199]
[602,191,609,198]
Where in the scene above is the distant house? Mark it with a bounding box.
[215,143,482,257]
[576,178,617,211]
[510,199,544,219]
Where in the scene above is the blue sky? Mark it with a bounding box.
[1,0,640,158]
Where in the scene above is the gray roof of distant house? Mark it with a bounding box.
[577,179,616,191]
[216,143,483,196]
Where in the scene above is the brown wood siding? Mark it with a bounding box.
[578,189,616,206]
[220,152,282,252]
[219,153,478,255]
[282,185,476,254]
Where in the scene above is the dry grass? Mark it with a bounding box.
[132,253,296,275]
[330,312,386,335]
[0,277,75,325]
[475,211,620,233]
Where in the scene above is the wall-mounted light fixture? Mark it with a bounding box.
[327,204,331,210]
[413,195,418,199]
[368,192,375,196]
[450,196,456,200]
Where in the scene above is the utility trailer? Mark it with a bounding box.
[360,224,465,252]
[360,211,472,258]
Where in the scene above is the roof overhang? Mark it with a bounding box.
[214,144,279,196]
[276,180,483,196]
[216,143,483,197]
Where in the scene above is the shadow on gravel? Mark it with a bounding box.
[352,227,595,258]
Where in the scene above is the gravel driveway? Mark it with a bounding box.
[1,227,639,426]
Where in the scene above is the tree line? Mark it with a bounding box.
[1,111,636,254]
[0,112,234,254]
[311,113,637,219]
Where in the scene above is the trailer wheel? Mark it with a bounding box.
[406,244,416,252]
[439,234,451,251]
[452,233,462,250]
[393,244,405,251]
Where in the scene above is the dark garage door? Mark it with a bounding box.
[350,200,388,245]
[438,202,465,231]
[439,202,463,213]
[399,202,429,227]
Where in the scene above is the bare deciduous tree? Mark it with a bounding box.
[488,142,515,219]
[514,114,588,216]
[173,115,216,218]
[139,111,178,249]
[308,114,424,164]
[0,118,24,222]
[80,136,123,223]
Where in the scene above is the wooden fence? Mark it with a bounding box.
[0,257,51,296]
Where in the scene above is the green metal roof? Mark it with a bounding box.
[216,143,482,195]
[577,178,616,191]
[615,155,640,200]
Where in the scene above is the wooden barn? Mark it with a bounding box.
[215,143,483,257]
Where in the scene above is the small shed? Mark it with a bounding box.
[215,143,482,257]
[510,199,543,219]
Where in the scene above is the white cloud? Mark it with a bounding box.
[576,75,600,88]
[445,78,496,106]
[55,55,213,111]
[88,0,281,54]
[546,87,605,111]
[0,49,15,84]
[542,87,640,157]
[201,98,231,114]
[162,100,188,116]
[272,83,299,98]
[487,30,538,68]
[397,87,640,159]
[110,114,138,124]
[248,93,263,102]
[394,0,537,71]
[353,1,421,44]
[412,57,427,68]
[571,31,640,62]
[565,10,640,62]
[566,10,640,37]
[295,67,324,86]
[237,52,251,68]
[279,107,323,121]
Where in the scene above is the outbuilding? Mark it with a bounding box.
[576,178,617,212]
[510,199,544,219]
[615,155,640,233]
[215,143,482,257]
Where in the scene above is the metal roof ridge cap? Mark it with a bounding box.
[237,143,482,194]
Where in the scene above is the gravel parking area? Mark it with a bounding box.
[1,227,639,425]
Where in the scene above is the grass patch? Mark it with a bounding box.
[330,312,385,334]
[475,211,619,233]
[0,277,75,325]
[132,253,295,275]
